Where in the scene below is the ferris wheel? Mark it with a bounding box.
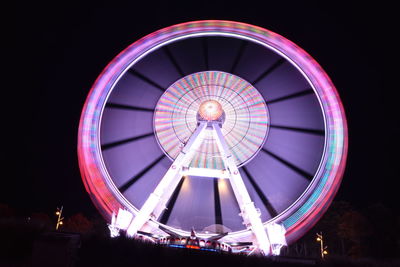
[78,20,347,255]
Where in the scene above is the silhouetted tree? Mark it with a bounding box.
[363,203,398,258]
[396,215,400,257]
[64,213,93,234]
[0,203,15,218]
[294,201,354,257]
[338,209,372,257]
[30,212,53,230]
[89,214,110,237]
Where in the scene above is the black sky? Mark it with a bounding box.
[5,2,398,218]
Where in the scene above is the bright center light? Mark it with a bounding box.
[198,100,223,121]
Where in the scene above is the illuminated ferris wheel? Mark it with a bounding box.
[78,21,347,255]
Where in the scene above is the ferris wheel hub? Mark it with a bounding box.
[198,100,224,121]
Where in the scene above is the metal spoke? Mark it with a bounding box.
[159,177,186,224]
[252,58,285,85]
[269,124,324,136]
[202,37,209,70]
[266,88,314,104]
[101,132,154,150]
[163,46,185,77]
[127,69,165,92]
[230,40,247,74]
[106,103,155,112]
[214,179,223,226]
[242,166,278,218]
[119,154,166,193]
[261,148,313,181]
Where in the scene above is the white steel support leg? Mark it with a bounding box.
[212,123,271,255]
[126,122,208,236]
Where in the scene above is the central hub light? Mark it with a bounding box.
[198,100,224,121]
[154,71,269,168]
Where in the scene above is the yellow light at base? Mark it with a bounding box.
[218,178,229,194]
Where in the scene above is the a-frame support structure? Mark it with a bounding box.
[126,121,271,255]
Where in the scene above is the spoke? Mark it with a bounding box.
[127,69,165,92]
[106,103,155,112]
[202,37,209,70]
[269,124,324,136]
[266,88,314,104]
[230,40,247,74]
[101,132,154,150]
[242,166,278,218]
[261,148,313,181]
[119,154,166,193]
[252,58,285,85]
[214,179,223,226]
[158,176,185,224]
[163,46,185,77]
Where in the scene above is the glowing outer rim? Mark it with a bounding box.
[78,20,348,244]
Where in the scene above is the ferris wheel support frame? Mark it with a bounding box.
[126,120,273,255]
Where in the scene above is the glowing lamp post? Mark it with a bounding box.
[316,232,328,259]
[55,206,64,230]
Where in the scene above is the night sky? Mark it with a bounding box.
[5,2,397,219]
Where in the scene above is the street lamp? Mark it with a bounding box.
[316,232,328,259]
[55,206,64,230]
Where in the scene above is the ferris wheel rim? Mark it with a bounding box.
[78,20,348,244]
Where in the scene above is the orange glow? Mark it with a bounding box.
[186,245,200,249]
[218,179,228,194]
[198,100,223,121]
